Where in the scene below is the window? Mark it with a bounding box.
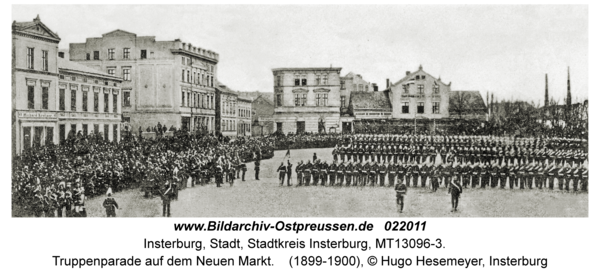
[433,84,439,93]
[122,90,130,107]
[108,48,115,60]
[59,125,65,145]
[316,93,328,106]
[301,79,307,86]
[94,92,98,112]
[86,53,90,60]
[27,48,34,69]
[403,84,409,93]
[417,102,424,114]
[104,93,109,112]
[182,69,185,82]
[113,93,118,113]
[71,90,77,111]
[433,102,440,114]
[82,90,88,111]
[93,51,99,60]
[42,50,48,71]
[83,124,88,136]
[123,48,130,59]
[323,76,328,85]
[294,78,300,86]
[417,84,424,94]
[104,124,109,141]
[341,80,345,90]
[28,86,35,109]
[422,75,426,80]
[140,50,147,59]
[181,57,186,65]
[402,102,409,114]
[416,75,420,80]
[359,84,363,91]
[187,92,191,107]
[94,124,99,135]
[276,94,282,107]
[59,89,65,111]
[277,122,282,132]
[341,96,346,108]
[193,72,196,84]
[181,90,185,106]
[107,68,115,76]
[187,70,190,83]
[276,75,281,86]
[316,76,321,85]
[123,68,131,81]
[42,87,48,110]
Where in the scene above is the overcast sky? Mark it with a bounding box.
[12,5,588,104]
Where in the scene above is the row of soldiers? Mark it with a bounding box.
[292,158,588,192]
[348,134,587,150]
[333,144,587,167]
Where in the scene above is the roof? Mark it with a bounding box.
[238,91,274,102]
[58,58,122,80]
[272,67,343,72]
[215,81,239,96]
[449,90,487,115]
[349,91,392,110]
[12,15,61,42]
[389,65,448,88]
[102,29,137,37]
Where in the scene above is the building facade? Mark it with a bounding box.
[340,72,374,114]
[215,84,239,138]
[69,30,218,133]
[272,67,342,134]
[237,97,253,136]
[56,57,123,143]
[12,15,61,154]
[388,65,451,119]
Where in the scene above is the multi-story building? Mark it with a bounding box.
[56,56,123,143]
[340,72,374,114]
[12,15,61,154]
[69,30,218,133]
[215,83,239,138]
[388,65,451,119]
[237,97,253,137]
[272,67,342,134]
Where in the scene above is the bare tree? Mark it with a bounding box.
[449,91,472,119]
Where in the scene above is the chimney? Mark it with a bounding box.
[386,79,390,88]
[406,71,410,76]
[566,67,572,108]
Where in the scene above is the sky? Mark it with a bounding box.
[12,5,588,104]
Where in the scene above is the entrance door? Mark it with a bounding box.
[296,121,305,134]
[276,122,282,133]
[181,117,190,131]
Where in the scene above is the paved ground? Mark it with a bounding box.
[86,148,588,218]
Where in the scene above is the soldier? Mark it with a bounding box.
[536,162,546,189]
[296,161,304,186]
[397,162,406,187]
[564,163,573,191]
[581,166,588,192]
[215,163,223,187]
[286,160,293,186]
[102,191,119,217]
[395,180,407,213]
[516,163,525,189]
[320,161,329,186]
[240,162,247,181]
[377,162,387,186]
[254,159,261,180]
[369,162,378,186]
[572,165,580,192]
[160,182,172,217]
[277,163,286,186]
[471,163,481,188]
[489,162,498,188]
[461,163,471,188]
[387,162,396,187]
[449,175,462,212]
[358,162,367,186]
[329,161,337,187]
[431,165,441,192]
[526,163,535,189]
[499,163,508,189]
[352,162,360,186]
[442,163,452,188]
[337,161,345,186]
[303,161,312,186]
[311,161,320,185]
[345,162,353,186]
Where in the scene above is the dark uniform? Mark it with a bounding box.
[395,183,407,213]
[449,176,462,212]
[277,164,286,186]
[329,163,337,186]
[102,194,119,217]
[296,162,304,186]
[378,163,387,186]
[254,160,261,180]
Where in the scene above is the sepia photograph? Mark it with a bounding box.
[11,5,588,218]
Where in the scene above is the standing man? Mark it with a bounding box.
[449,175,463,212]
[395,180,407,213]
[296,161,304,186]
[240,162,247,181]
[277,163,286,186]
[313,153,318,163]
[254,159,261,180]
[102,191,119,217]
[161,182,172,217]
